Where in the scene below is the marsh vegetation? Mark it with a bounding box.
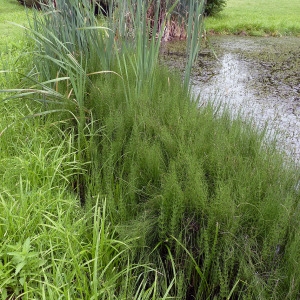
[1,0,300,299]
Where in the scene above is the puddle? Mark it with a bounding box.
[161,36,300,165]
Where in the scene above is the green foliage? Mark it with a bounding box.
[1,0,300,298]
[205,0,227,16]
[88,62,300,298]
[0,238,46,299]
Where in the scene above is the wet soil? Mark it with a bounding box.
[161,36,300,164]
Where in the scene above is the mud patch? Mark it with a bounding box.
[161,36,300,164]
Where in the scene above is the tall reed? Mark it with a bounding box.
[111,0,205,92]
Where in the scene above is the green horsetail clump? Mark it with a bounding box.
[1,0,300,298]
[88,64,300,298]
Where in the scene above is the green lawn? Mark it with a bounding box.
[0,0,31,50]
[0,1,34,89]
[205,0,300,36]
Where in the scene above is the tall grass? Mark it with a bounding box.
[1,0,300,298]
[89,66,300,297]
[2,0,205,203]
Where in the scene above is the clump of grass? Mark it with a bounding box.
[88,62,300,298]
[0,103,164,299]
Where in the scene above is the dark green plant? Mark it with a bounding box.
[204,0,227,16]
[17,0,49,9]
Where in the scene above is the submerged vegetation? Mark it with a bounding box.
[1,0,300,299]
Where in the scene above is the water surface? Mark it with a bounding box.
[162,36,300,164]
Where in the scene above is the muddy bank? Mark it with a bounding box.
[161,36,300,164]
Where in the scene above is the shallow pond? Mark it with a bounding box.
[161,36,300,164]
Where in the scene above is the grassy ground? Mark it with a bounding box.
[205,0,300,36]
[0,0,30,50]
[1,1,300,299]
[0,0,33,89]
